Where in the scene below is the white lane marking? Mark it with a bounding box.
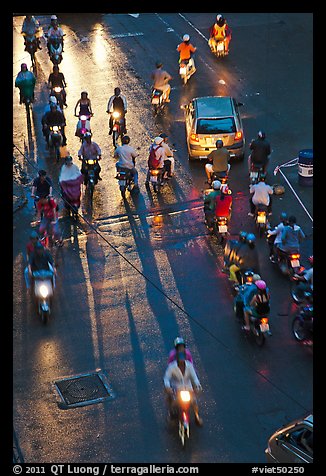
[110,32,144,38]
[128,13,140,18]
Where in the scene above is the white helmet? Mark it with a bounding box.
[183,34,190,42]
[154,136,164,145]
[212,180,221,190]
[49,96,57,104]
[51,15,58,20]
[216,14,223,21]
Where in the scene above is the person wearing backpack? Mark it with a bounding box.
[242,280,270,332]
[145,136,167,184]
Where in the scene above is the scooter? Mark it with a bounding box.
[48,125,63,162]
[179,57,196,85]
[169,388,194,447]
[48,36,63,64]
[211,169,228,185]
[233,292,270,346]
[83,158,100,199]
[151,88,168,115]
[50,86,65,109]
[23,33,37,68]
[59,174,83,220]
[111,111,126,148]
[249,160,265,185]
[292,304,313,345]
[147,167,168,193]
[209,37,227,57]
[32,269,54,324]
[268,239,302,278]
[254,204,269,237]
[75,113,92,141]
[116,167,135,198]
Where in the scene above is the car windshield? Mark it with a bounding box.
[196,117,236,134]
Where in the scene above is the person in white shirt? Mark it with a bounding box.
[159,132,175,177]
[248,175,273,216]
[163,351,203,425]
[114,135,139,188]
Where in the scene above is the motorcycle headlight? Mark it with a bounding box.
[39,284,49,298]
[80,115,87,121]
[112,111,120,119]
[54,86,62,93]
[179,390,191,403]
[52,126,59,132]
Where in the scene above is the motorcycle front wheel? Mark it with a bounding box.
[292,317,308,341]
[40,309,49,325]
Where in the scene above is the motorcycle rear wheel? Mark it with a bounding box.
[292,317,308,341]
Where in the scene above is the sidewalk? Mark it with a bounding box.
[13,158,30,214]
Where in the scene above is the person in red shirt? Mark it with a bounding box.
[37,196,63,245]
[215,184,233,220]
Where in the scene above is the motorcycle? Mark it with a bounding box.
[233,289,270,346]
[82,158,100,199]
[211,169,228,185]
[23,33,37,68]
[32,269,54,324]
[48,36,63,64]
[267,234,302,277]
[50,86,65,109]
[179,57,196,85]
[48,125,63,162]
[292,304,313,345]
[169,388,194,447]
[291,274,313,305]
[147,167,167,193]
[151,88,168,115]
[75,113,92,141]
[249,161,265,185]
[209,37,227,58]
[111,111,126,148]
[254,204,269,237]
[116,167,135,198]
[59,174,83,219]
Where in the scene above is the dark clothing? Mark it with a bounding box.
[32,176,53,198]
[111,96,125,114]
[42,110,65,127]
[207,148,230,172]
[236,244,260,275]
[249,138,271,166]
[48,72,66,88]
[29,249,54,272]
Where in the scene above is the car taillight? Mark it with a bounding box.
[190,133,199,142]
[234,131,243,141]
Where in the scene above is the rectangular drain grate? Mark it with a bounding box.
[54,370,114,408]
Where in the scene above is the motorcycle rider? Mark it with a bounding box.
[248,175,273,216]
[36,195,63,246]
[24,230,44,289]
[21,15,42,50]
[203,180,221,231]
[242,279,271,332]
[31,170,53,201]
[177,34,197,71]
[164,350,202,425]
[15,63,36,104]
[114,135,139,190]
[151,61,173,103]
[74,91,93,117]
[209,14,232,54]
[205,139,231,185]
[277,215,305,255]
[159,133,175,177]
[293,255,313,299]
[224,230,247,270]
[78,132,102,183]
[107,87,128,135]
[215,184,233,221]
[28,241,57,288]
[46,15,64,53]
[59,155,84,211]
[267,212,289,263]
[167,337,193,365]
[146,136,168,184]
[42,102,67,146]
[48,65,67,107]
[248,131,271,175]
[229,233,260,284]
[43,96,63,115]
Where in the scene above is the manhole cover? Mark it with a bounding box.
[54,371,114,408]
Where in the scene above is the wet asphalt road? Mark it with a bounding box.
[13,13,313,464]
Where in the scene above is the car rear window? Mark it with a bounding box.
[196,117,236,135]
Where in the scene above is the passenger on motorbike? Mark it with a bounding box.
[43,96,63,115]
[37,196,63,246]
[114,135,139,189]
[164,351,202,425]
[248,131,271,175]
[28,241,57,288]
[229,233,260,284]
[277,215,305,255]
[177,34,196,70]
[242,280,270,332]
[267,212,289,263]
[151,62,173,103]
[21,15,42,50]
[224,230,247,270]
[159,133,174,177]
[146,136,168,183]
[107,87,128,135]
[209,14,232,54]
[42,103,67,146]
[15,63,36,104]
[31,170,53,200]
[204,180,221,231]
[205,139,231,185]
[48,65,67,106]
[74,91,93,117]
[46,15,64,53]
[24,230,44,289]
[215,184,233,220]
[78,132,102,182]
[167,337,193,365]
[248,175,273,216]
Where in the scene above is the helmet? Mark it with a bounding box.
[155,61,163,68]
[239,231,247,242]
[246,233,256,244]
[216,14,225,25]
[174,337,185,348]
[183,34,190,42]
[220,184,231,194]
[159,133,168,139]
[280,211,288,221]
[259,174,266,182]
[65,155,73,164]
[288,215,297,225]
[216,139,224,148]
[29,230,39,240]
[51,15,58,20]
[255,280,267,290]
[258,130,266,139]
[154,136,164,145]
[49,96,57,104]
[114,87,121,96]
[38,169,47,177]
[21,63,28,70]
[308,255,313,265]
[252,274,261,282]
[212,180,221,190]
[122,135,130,145]
[84,132,92,139]
[81,91,88,96]
[216,14,223,21]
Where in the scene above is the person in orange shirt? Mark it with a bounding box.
[177,34,196,70]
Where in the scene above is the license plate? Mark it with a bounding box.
[205,137,215,146]
[150,175,157,183]
[152,97,159,104]
[250,171,258,178]
[179,67,187,75]
[260,323,270,333]
[257,214,266,224]
[291,259,300,268]
[218,225,228,233]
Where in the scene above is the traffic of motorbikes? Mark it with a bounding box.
[15,14,313,448]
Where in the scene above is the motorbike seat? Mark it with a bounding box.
[33,269,54,280]
[255,204,268,212]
